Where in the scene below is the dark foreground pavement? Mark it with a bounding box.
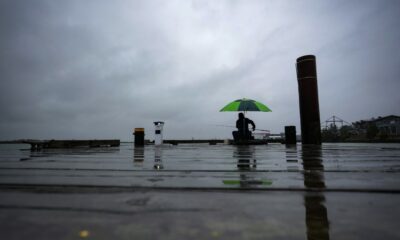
[0,186,399,240]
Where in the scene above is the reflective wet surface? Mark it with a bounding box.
[2,142,400,172]
[0,143,400,239]
[0,143,399,190]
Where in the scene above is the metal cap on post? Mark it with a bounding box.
[296,55,321,145]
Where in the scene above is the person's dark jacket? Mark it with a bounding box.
[236,117,255,135]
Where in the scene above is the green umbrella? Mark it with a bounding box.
[220,98,272,112]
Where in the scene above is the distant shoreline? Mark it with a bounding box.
[0,140,24,144]
[1,139,400,144]
[323,139,400,143]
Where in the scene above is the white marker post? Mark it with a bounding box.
[154,121,164,146]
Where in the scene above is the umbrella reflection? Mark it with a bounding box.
[301,145,330,240]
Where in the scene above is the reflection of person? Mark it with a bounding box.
[235,145,256,170]
[232,113,256,141]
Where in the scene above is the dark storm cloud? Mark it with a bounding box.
[0,0,399,140]
[0,0,177,139]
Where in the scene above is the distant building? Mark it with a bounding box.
[372,115,400,136]
[353,115,400,137]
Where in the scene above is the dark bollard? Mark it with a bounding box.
[285,126,297,145]
[296,55,321,145]
[134,128,145,146]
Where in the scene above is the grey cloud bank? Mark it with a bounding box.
[1,0,399,141]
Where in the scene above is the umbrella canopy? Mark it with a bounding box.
[220,98,272,112]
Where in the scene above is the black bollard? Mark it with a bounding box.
[285,126,297,145]
[296,55,321,145]
[134,128,145,146]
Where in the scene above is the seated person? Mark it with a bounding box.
[232,113,256,141]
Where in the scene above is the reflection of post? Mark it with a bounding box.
[154,146,163,170]
[133,146,144,167]
[154,121,164,146]
[302,145,325,188]
[304,194,330,240]
[301,145,330,240]
[285,144,299,172]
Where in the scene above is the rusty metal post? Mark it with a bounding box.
[285,126,297,145]
[134,128,145,146]
[296,55,321,144]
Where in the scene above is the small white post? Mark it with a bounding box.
[154,121,164,145]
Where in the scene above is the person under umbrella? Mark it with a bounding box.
[233,112,256,141]
[220,98,271,142]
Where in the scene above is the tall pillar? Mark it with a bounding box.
[296,55,321,144]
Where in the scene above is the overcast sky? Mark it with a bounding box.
[1,0,399,141]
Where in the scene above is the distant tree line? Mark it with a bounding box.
[321,123,385,142]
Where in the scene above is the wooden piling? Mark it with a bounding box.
[296,55,322,145]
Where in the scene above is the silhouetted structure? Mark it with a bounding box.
[285,126,297,144]
[323,115,349,130]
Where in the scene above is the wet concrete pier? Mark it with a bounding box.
[0,142,400,239]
